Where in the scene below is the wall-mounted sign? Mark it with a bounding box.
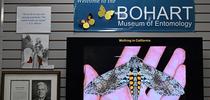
[67,37,203,100]
[74,0,194,32]
[16,7,51,33]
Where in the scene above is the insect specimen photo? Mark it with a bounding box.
[67,38,203,100]
[84,56,184,100]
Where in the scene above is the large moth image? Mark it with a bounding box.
[84,56,185,100]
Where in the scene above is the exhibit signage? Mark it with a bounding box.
[16,7,51,33]
[74,0,194,32]
[67,37,203,100]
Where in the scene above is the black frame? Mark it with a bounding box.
[1,71,60,100]
[67,37,203,100]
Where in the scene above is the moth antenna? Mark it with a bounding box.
[114,56,121,58]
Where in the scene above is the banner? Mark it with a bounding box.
[74,0,194,32]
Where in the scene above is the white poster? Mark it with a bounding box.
[11,80,30,100]
[16,7,51,33]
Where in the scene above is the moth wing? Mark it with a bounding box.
[98,5,106,18]
[84,63,130,95]
[139,63,185,96]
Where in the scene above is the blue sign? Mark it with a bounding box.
[74,0,194,32]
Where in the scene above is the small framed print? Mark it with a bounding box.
[1,71,60,100]
[22,34,51,69]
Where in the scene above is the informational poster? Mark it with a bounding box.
[16,7,51,33]
[11,80,30,100]
[74,0,194,32]
[67,38,203,100]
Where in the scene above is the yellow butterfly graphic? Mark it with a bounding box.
[80,13,95,30]
[98,5,115,20]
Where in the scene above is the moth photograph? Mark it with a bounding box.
[84,56,184,100]
[67,38,203,100]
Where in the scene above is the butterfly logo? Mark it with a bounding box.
[79,13,95,30]
[98,5,115,20]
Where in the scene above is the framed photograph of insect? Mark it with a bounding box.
[66,37,203,100]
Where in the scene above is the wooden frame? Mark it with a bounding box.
[1,71,60,100]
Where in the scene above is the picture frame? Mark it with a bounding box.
[21,34,52,69]
[1,71,60,100]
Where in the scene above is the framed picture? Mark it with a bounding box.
[66,37,203,100]
[21,34,52,69]
[1,71,60,100]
